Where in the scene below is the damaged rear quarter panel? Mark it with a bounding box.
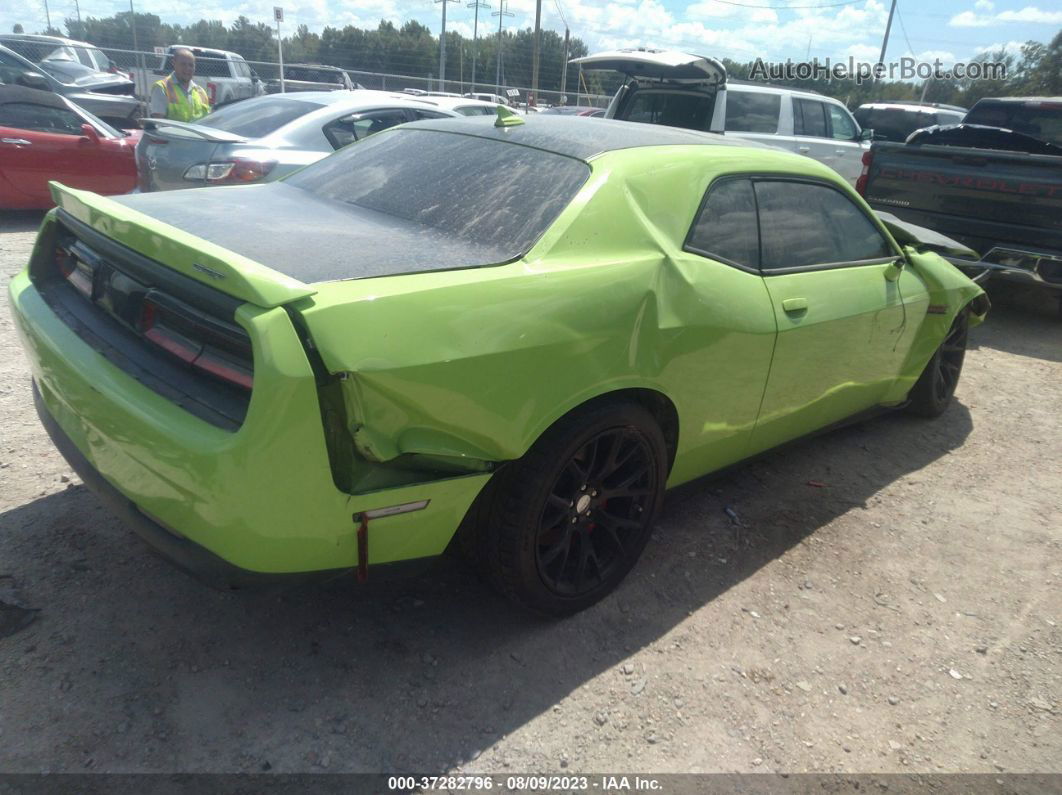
[292,147,794,483]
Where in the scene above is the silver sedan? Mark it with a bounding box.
[136,90,461,192]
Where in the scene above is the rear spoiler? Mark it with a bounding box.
[875,211,979,260]
[140,118,247,144]
[49,183,315,308]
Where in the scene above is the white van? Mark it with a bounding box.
[571,49,869,186]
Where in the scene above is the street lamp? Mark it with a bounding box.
[435,0,457,88]
[467,0,490,92]
[492,0,513,96]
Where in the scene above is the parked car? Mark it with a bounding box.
[572,49,869,185]
[853,102,966,142]
[156,45,262,108]
[10,115,988,615]
[265,64,359,94]
[0,33,131,82]
[858,96,1062,303]
[0,84,139,209]
[0,42,141,128]
[136,90,460,191]
[407,95,502,116]
[464,91,509,105]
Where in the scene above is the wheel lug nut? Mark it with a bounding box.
[591,490,598,497]
[571,517,578,524]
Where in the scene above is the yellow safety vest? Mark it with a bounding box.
[155,74,211,122]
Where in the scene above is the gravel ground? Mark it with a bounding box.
[1,210,1059,775]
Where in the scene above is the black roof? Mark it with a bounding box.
[407,114,757,161]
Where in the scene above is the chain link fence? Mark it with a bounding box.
[97,46,610,109]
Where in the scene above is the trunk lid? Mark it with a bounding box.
[50,182,315,308]
[137,119,249,192]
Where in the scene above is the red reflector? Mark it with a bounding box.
[194,350,253,390]
[144,326,199,363]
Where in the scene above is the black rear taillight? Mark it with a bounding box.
[139,292,253,391]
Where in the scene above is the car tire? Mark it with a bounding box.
[473,400,667,616]
[906,311,969,418]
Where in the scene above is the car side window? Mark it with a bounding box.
[0,102,83,135]
[755,180,894,270]
[793,98,827,138]
[826,104,857,140]
[410,109,453,120]
[323,109,410,149]
[725,90,780,133]
[685,178,759,268]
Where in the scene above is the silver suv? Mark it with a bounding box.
[572,49,869,186]
[155,46,262,107]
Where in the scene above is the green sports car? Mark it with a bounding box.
[9,113,988,615]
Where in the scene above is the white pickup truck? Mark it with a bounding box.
[155,46,263,108]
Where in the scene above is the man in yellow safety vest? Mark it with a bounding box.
[149,48,211,122]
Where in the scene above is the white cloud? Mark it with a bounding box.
[951,4,1062,28]
[949,10,992,27]
[974,40,1028,55]
[997,6,1062,23]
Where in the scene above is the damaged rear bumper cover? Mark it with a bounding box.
[34,381,441,590]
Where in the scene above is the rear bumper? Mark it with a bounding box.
[9,267,492,579]
[33,380,351,589]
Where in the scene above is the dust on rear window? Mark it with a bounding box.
[285,127,591,258]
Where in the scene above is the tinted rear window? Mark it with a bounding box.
[725,90,780,133]
[853,108,939,141]
[623,90,714,131]
[286,128,590,256]
[964,101,1062,146]
[198,97,320,138]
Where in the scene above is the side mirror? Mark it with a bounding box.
[17,71,50,91]
[79,123,101,145]
[251,70,260,83]
[860,128,875,142]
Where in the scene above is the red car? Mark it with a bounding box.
[0,85,139,209]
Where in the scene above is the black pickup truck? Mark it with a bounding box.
[858,97,1062,305]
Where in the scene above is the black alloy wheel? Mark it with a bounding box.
[535,428,657,597]
[470,401,667,615]
[907,311,969,418]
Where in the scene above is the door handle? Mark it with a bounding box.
[797,145,810,153]
[1,138,31,145]
[835,148,846,155]
[782,297,808,313]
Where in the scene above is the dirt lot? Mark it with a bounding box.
[0,210,1059,776]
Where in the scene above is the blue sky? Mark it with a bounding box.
[4,0,1060,65]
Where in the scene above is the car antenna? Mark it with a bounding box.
[495,105,524,127]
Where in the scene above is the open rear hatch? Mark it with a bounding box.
[570,49,726,84]
[570,48,727,133]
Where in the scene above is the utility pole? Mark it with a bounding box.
[436,0,456,88]
[274,7,285,92]
[530,0,541,106]
[492,0,513,96]
[73,0,81,26]
[877,0,897,75]
[467,0,490,92]
[43,0,52,31]
[559,26,569,105]
[128,0,143,88]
